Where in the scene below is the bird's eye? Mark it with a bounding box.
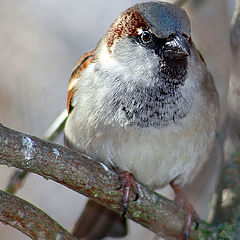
[140,31,152,43]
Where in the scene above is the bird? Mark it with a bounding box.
[64,1,219,239]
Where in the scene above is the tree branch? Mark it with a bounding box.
[0,190,78,240]
[0,123,219,239]
[5,110,68,194]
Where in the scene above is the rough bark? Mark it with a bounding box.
[0,190,78,240]
[0,123,217,240]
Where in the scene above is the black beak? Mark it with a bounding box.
[163,34,190,59]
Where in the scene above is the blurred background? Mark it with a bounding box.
[0,0,235,239]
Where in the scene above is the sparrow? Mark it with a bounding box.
[64,1,219,239]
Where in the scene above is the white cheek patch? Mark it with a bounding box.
[99,44,118,69]
[98,43,129,80]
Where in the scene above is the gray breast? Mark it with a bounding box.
[115,82,190,128]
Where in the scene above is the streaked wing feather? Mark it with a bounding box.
[67,49,95,113]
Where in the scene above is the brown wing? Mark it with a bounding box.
[67,49,96,114]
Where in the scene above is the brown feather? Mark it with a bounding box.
[67,49,96,114]
[106,9,148,52]
[67,88,75,113]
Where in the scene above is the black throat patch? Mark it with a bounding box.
[120,57,190,128]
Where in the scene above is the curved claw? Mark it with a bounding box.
[184,212,192,240]
[117,171,139,216]
[184,211,199,239]
[134,193,139,202]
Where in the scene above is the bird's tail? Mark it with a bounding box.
[72,200,127,240]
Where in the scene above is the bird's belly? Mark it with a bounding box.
[64,102,217,190]
[98,124,214,190]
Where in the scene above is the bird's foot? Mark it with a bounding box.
[170,181,199,240]
[116,171,139,216]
